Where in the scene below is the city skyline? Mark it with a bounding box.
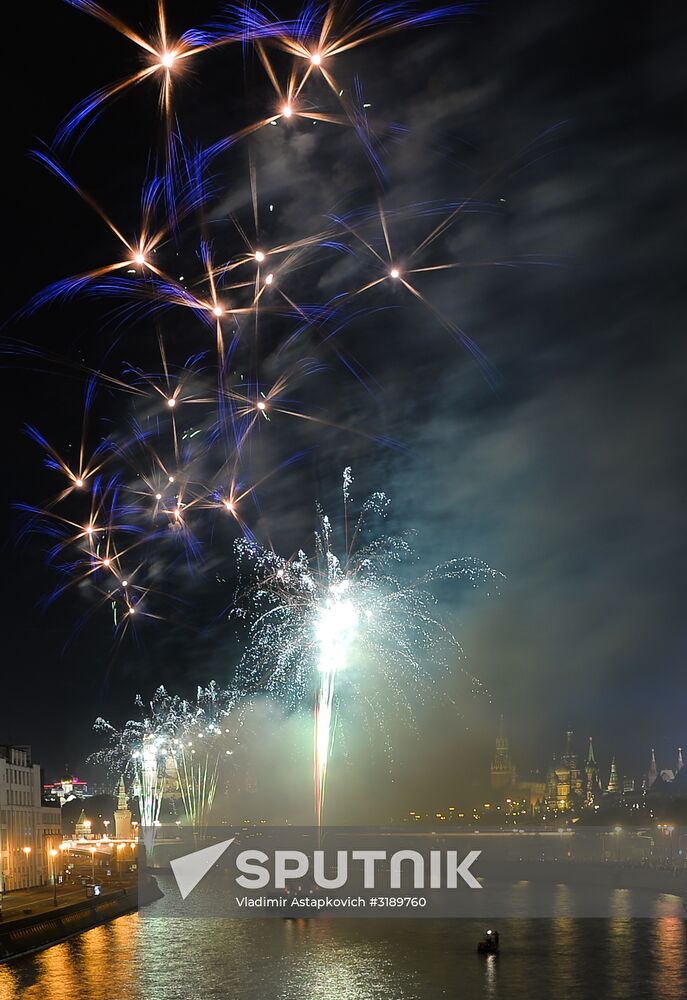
[30,716,687,832]
[490,719,687,792]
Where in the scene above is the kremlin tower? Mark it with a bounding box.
[606,756,620,794]
[114,776,133,839]
[646,748,658,789]
[585,737,601,805]
[490,716,516,790]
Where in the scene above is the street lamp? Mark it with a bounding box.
[22,846,32,888]
[49,849,58,906]
[89,846,97,882]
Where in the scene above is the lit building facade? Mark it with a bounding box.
[544,730,587,812]
[43,774,91,805]
[0,745,61,891]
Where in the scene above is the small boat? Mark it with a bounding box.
[477,929,499,955]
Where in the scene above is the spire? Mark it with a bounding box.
[490,715,516,790]
[607,756,620,794]
[494,715,508,754]
[584,738,600,805]
[678,748,684,773]
[647,747,658,788]
[75,808,90,838]
[117,775,127,811]
[562,729,577,769]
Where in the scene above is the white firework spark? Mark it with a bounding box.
[92,681,239,844]
[232,468,500,824]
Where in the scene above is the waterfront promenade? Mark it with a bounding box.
[0,868,138,925]
[0,856,162,964]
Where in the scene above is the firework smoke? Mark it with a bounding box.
[233,467,500,824]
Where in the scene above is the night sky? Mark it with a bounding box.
[1,2,685,806]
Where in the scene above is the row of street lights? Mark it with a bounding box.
[20,843,59,901]
[1,833,138,916]
[13,840,137,904]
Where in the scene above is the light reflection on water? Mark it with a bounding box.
[1,899,685,1000]
[653,917,686,1000]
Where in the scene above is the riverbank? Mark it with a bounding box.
[0,876,163,963]
[483,858,686,899]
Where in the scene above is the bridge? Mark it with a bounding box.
[59,838,139,861]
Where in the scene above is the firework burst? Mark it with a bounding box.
[92,682,239,844]
[15,1,552,638]
[232,467,500,824]
[92,693,171,848]
[170,682,241,843]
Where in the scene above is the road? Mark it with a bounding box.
[0,863,138,922]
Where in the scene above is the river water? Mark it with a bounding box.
[1,884,686,999]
